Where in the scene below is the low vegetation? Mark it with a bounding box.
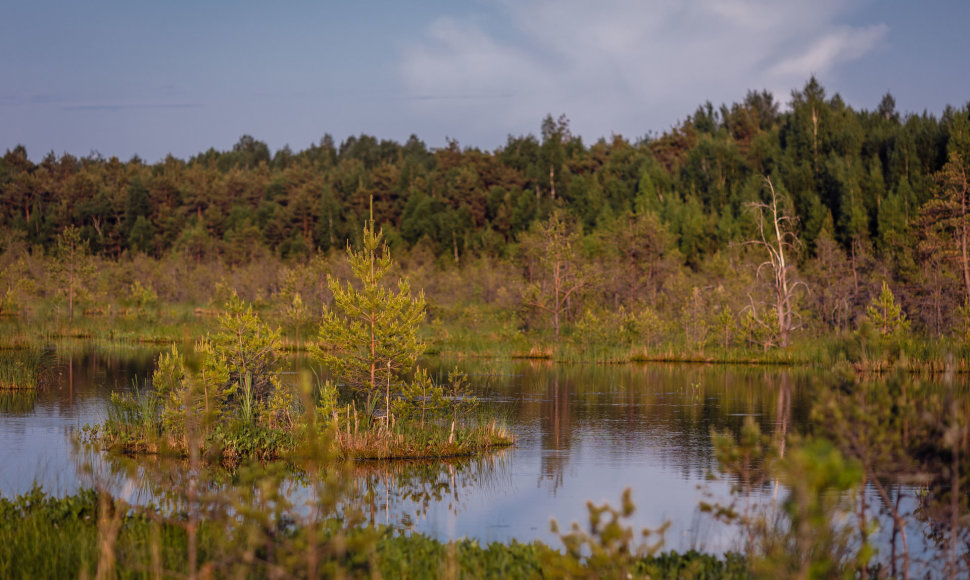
[0,485,749,580]
[5,79,970,576]
[0,347,55,391]
[84,216,512,463]
[701,368,970,579]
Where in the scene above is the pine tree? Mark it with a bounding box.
[920,115,970,304]
[866,281,909,336]
[51,225,92,322]
[312,203,426,416]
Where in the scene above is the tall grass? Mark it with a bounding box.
[0,347,56,391]
[0,485,749,579]
[6,295,970,372]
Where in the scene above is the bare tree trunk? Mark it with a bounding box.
[68,266,75,322]
[772,198,791,348]
[960,165,970,304]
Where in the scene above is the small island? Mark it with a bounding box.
[86,211,513,464]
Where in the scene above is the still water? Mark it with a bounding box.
[0,347,810,551]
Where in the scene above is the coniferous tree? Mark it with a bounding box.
[51,225,91,322]
[866,281,909,336]
[312,203,426,416]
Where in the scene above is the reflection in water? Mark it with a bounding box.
[350,449,513,530]
[72,440,514,540]
[539,374,570,493]
[4,348,969,574]
[2,349,831,549]
[0,346,157,495]
[0,391,37,414]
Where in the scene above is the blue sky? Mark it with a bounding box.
[2,0,968,163]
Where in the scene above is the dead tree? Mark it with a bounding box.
[745,176,805,348]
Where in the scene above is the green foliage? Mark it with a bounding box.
[545,488,669,578]
[0,485,753,580]
[766,439,864,579]
[957,297,970,340]
[738,307,780,351]
[393,366,446,428]
[574,306,661,348]
[210,292,283,405]
[392,367,479,429]
[865,281,909,336]
[706,417,866,578]
[4,81,970,362]
[704,416,777,543]
[91,294,292,460]
[50,225,93,321]
[312,209,426,413]
[811,371,970,576]
[0,347,55,391]
[519,212,592,340]
[125,279,157,309]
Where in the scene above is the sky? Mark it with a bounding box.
[1,0,968,163]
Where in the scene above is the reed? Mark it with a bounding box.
[0,347,56,391]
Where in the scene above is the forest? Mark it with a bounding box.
[4,77,970,578]
[2,77,969,356]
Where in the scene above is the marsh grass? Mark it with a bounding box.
[7,298,970,372]
[0,347,56,391]
[0,485,748,579]
[88,351,513,464]
[334,415,513,460]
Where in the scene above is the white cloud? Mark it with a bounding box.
[768,24,888,78]
[399,0,888,144]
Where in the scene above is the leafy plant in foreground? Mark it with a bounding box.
[544,488,669,578]
[705,417,866,579]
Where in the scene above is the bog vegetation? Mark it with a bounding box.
[1,79,969,367]
[3,78,970,577]
[85,214,512,463]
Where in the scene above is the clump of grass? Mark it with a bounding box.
[335,416,513,460]
[322,369,515,460]
[511,344,552,359]
[0,347,56,391]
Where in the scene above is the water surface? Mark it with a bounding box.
[0,349,811,551]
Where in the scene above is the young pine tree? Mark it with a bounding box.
[866,281,910,336]
[52,225,93,322]
[312,205,426,419]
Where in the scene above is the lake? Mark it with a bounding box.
[0,346,817,553]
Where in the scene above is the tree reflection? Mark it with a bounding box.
[73,441,513,533]
[538,374,572,492]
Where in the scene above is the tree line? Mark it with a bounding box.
[2,77,970,342]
